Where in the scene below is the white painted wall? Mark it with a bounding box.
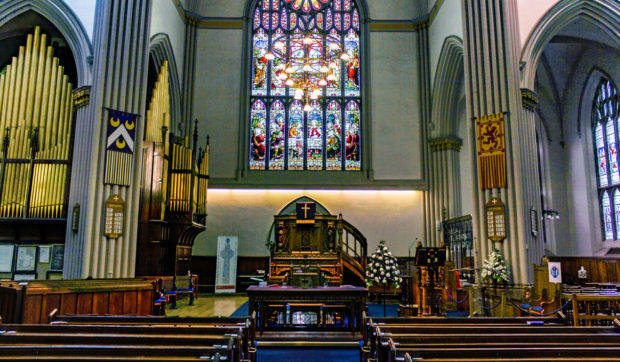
[198,0,246,17]
[194,28,243,179]
[370,31,421,180]
[150,0,186,82]
[428,0,462,87]
[367,0,426,20]
[194,189,425,256]
[61,0,96,39]
[516,0,559,46]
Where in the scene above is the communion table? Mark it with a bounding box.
[246,285,367,334]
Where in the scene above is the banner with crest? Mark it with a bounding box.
[476,113,506,189]
[104,109,137,186]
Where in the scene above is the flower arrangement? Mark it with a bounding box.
[365,240,402,288]
[481,248,510,284]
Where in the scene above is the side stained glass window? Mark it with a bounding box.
[592,78,620,240]
[249,0,362,171]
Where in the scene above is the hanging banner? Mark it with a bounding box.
[486,197,506,242]
[215,236,238,294]
[104,109,137,186]
[476,112,506,189]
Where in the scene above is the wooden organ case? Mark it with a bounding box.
[0,27,76,260]
[269,207,367,287]
[136,61,209,277]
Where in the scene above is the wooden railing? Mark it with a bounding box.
[339,217,367,280]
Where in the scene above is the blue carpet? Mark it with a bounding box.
[231,301,249,316]
[257,347,360,362]
[446,310,470,317]
[367,303,399,317]
[230,301,400,317]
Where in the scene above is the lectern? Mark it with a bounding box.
[415,245,447,316]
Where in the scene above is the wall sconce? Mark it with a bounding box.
[72,203,80,232]
[542,209,559,220]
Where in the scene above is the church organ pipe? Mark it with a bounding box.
[0,27,73,218]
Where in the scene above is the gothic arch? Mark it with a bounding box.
[0,0,93,86]
[430,36,464,138]
[150,33,182,134]
[520,0,620,90]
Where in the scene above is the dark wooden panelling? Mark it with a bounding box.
[109,292,124,315]
[22,294,42,324]
[191,256,270,292]
[60,293,77,315]
[43,294,61,323]
[547,256,620,285]
[123,291,138,315]
[93,293,109,315]
[137,290,152,316]
[76,293,93,314]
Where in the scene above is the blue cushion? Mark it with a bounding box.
[532,306,544,313]
[520,304,531,309]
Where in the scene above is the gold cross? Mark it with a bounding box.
[302,203,311,218]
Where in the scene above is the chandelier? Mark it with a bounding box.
[265,31,349,112]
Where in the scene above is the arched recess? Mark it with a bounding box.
[520,0,620,90]
[150,33,182,135]
[425,36,468,247]
[0,0,92,86]
[430,36,464,138]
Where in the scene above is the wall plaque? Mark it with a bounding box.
[486,197,506,242]
[104,194,125,238]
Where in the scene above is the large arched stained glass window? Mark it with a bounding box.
[592,78,620,240]
[249,0,362,171]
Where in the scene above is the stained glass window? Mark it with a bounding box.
[249,0,362,171]
[592,78,620,240]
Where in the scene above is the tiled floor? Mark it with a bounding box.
[165,293,248,317]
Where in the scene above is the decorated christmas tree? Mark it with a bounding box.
[365,240,402,288]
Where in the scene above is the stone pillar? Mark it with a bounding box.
[461,0,543,284]
[417,26,432,246]
[63,86,92,279]
[427,137,463,246]
[66,0,153,278]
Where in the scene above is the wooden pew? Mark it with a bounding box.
[0,323,244,361]
[383,333,620,362]
[365,314,620,362]
[48,314,257,361]
[399,346,620,361]
[364,315,566,357]
[144,275,199,309]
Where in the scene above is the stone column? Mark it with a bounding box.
[461,0,543,284]
[67,0,153,278]
[427,137,463,246]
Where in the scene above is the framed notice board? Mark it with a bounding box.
[50,244,65,271]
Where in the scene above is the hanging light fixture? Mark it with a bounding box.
[266,30,345,112]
